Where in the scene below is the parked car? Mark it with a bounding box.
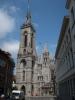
[0,94,5,100]
[11,90,25,100]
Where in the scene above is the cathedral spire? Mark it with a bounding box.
[27,0,30,17]
[26,0,31,25]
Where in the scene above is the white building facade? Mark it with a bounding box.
[55,0,75,100]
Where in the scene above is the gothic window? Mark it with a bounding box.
[31,37,33,48]
[32,61,34,69]
[21,85,26,94]
[23,49,26,54]
[38,76,39,80]
[23,70,25,81]
[20,59,26,68]
[24,35,27,47]
[31,85,34,93]
[38,76,43,81]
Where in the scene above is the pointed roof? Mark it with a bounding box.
[21,0,35,32]
[26,0,31,25]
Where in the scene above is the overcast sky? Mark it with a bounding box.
[0,0,67,61]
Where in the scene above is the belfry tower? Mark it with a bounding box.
[16,0,36,96]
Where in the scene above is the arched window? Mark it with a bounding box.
[24,35,27,47]
[23,49,26,54]
[23,70,25,81]
[31,37,33,48]
[20,59,26,68]
[21,85,26,95]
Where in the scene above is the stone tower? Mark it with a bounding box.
[16,0,36,96]
[42,44,51,83]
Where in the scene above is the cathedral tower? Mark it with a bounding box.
[16,0,36,96]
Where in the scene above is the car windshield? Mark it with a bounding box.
[12,93,20,96]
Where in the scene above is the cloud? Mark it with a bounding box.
[0,9,15,38]
[1,40,19,59]
[9,6,20,13]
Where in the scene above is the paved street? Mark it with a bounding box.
[25,96,57,100]
[0,96,57,100]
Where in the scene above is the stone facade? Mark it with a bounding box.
[55,0,75,100]
[16,1,55,96]
[33,45,55,96]
[16,9,36,95]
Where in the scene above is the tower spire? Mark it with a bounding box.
[28,0,30,13]
[26,0,31,24]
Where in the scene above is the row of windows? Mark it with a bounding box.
[57,26,74,74]
[58,46,73,74]
[61,6,75,56]
[57,37,75,75]
[64,47,73,69]
[38,76,43,81]
[43,58,48,62]
[59,77,75,98]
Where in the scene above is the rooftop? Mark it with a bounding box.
[55,16,69,58]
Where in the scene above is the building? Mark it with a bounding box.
[33,45,55,96]
[55,0,75,100]
[16,0,36,96]
[0,49,15,96]
[16,0,55,96]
